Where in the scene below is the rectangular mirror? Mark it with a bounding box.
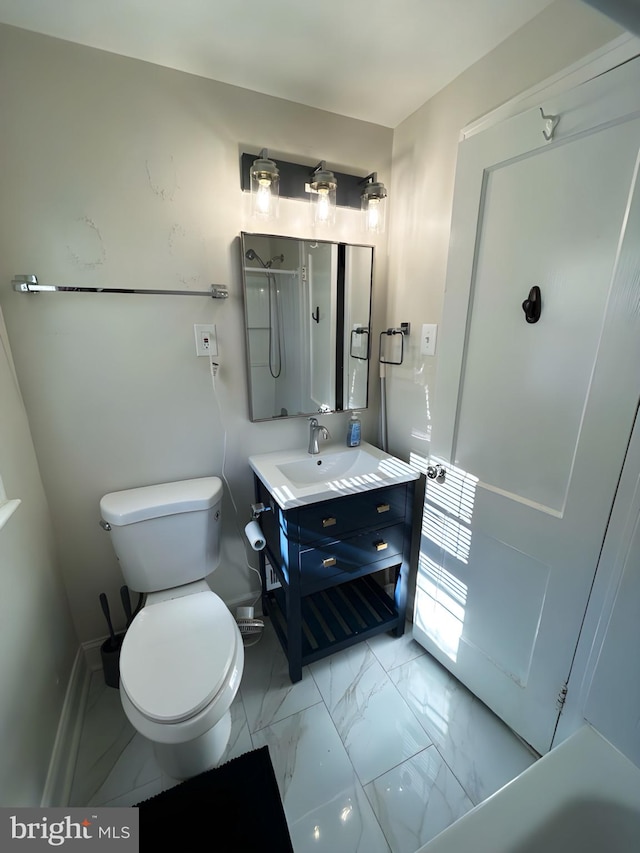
[241,232,373,422]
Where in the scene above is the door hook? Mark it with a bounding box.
[522,286,542,324]
[540,107,559,142]
[312,306,320,323]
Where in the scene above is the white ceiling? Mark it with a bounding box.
[0,0,557,127]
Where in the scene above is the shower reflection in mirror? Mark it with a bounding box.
[244,247,285,379]
[241,233,373,422]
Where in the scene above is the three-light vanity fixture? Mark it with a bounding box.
[241,149,387,233]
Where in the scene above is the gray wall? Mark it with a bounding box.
[0,23,392,648]
[0,311,78,805]
[0,0,627,806]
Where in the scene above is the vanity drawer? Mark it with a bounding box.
[295,485,408,544]
[299,522,405,587]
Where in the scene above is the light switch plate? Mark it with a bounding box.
[420,323,437,356]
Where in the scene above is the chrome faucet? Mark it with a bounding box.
[308,417,331,455]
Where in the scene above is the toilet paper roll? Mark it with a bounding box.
[245,520,265,551]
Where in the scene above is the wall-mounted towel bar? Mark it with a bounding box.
[11,274,229,299]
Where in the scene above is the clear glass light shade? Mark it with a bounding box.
[250,157,279,220]
[310,169,337,226]
[362,181,387,233]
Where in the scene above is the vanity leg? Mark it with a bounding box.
[286,576,303,683]
[254,476,270,618]
[288,657,302,684]
[393,481,415,637]
[390,564,405,637]
[257,551,270,617]
[392,620,406,638]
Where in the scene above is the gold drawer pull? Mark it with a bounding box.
[376,503,390,513]
[322,516,337,527]
[323,557,337,568]
[374,540,388,551]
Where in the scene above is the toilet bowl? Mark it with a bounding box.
[119,589,243,779]
[99,477,244,780]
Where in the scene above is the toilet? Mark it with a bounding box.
[99,476,244,780]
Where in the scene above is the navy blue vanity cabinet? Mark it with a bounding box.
[254,476,416,683]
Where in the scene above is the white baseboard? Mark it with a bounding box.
[41,647,91,807]
[83,635,109,673]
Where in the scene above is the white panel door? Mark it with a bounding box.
[413,57,640,754]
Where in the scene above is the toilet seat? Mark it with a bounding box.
[119,591,237,724]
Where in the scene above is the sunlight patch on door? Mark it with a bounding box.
[422,505,472,564]
[415,554,468,663]
[413,459,477,662]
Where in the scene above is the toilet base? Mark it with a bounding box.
[152,709,232,780]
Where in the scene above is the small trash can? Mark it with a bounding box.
[101,633,125,688]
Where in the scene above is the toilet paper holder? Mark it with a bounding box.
[251,502,272,519]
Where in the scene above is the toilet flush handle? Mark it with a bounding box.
[99,519,111,531]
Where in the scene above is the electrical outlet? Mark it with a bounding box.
[194,324,218,357]
[420,323,437,357]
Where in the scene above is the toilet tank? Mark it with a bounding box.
[100,477,223,593]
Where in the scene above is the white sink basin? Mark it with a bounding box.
[249,440,419,509]
[277,447,384,486]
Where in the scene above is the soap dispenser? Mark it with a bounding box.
[346,412,361,447]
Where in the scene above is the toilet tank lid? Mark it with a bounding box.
[100,477,223,526]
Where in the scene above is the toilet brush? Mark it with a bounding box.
[120,585,133,628]
[99,592,118,650]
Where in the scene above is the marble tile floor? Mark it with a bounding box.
[69,620,537,853]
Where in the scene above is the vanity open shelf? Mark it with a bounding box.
[268,573,401,671]
[249,442,419,683]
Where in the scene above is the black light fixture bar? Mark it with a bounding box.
[241,152,366,209]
